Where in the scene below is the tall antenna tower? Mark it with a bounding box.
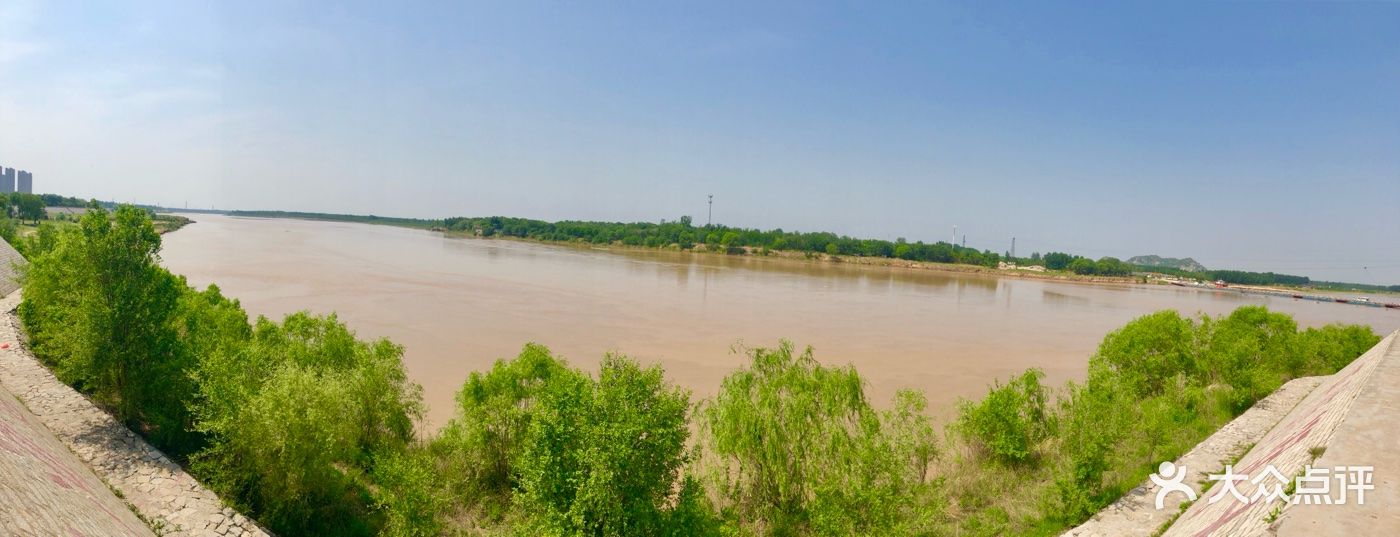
[707,194,714,227]
[952,225,958,245]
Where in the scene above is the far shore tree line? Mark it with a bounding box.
[207,209,1399,293]
[13,205,1383,536]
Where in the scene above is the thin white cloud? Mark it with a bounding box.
[0,1,43,71]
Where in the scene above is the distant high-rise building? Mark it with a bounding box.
[17,171,32,194]
[0,168,14,194]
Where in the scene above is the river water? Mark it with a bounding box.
[159,214,1399,429]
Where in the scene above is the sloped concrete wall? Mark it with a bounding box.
[1162,331,1399,537]
[0,239,25,297]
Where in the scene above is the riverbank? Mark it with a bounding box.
[1067,327,1400,536]
[153,213,192,234]
[162,213,1400,433]
[207,210,1396,296]
[203,211,1145,288]
[0,290,270,537]
[438,229,1149,287]
[38,208,1399,536]
[0,373,154,536]
[17,211,191,240]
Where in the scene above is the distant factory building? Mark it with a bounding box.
[17,171,32,194]
[0,167,13,194]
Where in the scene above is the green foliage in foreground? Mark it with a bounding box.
[516,355,701,535]
[702,342,942,535]
[19,206,198,448]
[15,204,1384,537]
[946,307,1380,534]
[432,345,713,536]
[20,206,424,536]
[191,312,423,535]
[955,369,1052,465]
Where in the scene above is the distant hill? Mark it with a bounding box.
[1128,255,1207,272]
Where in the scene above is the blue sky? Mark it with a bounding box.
[1,1,1398,283]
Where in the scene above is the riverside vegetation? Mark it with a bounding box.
[237,210,1369,288]
[15,205,1381,536]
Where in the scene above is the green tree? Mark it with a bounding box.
[15,221,57,257]
[191,312,423,536]
[1043,252,1074,270]
[373,449,449,537]
[703,342,939,535]
[15,193,45,223]
[1068,257,1096,275]
[19,206,184,423]
[515,354,703,536]
[435,344,574,509]
[0,215,16,246]
[955,369,1052,465]
[1089,310,1197,397]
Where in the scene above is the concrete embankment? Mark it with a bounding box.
[0,290,271,537]
[1161,330,1398,536]
[0,381,154,536]
[1064,376,1327,537]
[1068,329,1400,537]
[1275,332,1400,535]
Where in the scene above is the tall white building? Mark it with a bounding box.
[17,171,32,194]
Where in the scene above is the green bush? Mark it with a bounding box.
[432,346,716,535]
[1296,323,1382,373]
[1089,310,1197,397]
[191,313,423,536]
[15,204,1384,537]
[956,369,1052,465]
[1036,306,1379,531]
[18,207,192,442]
[372,449,449,537]
[435,343,573,510]
[702,341,939,535]
[515,354,702,536]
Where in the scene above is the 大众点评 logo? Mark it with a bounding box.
[1148,462,1374,509]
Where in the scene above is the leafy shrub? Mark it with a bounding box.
[373,449,449,537]
[1038,306,1379,530]
[515,354,702,536]
[956,369,1052,465]
[191,313,423,536]
[18,206,194,444]
[435,343,573,510]
[1089,310,1197,397]
[1296,324,1382,373]
[702,341,939,535]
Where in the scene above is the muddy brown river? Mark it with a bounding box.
[159,214,1400,429]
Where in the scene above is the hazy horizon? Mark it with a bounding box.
[1,2,1397,283]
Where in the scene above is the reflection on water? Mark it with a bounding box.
[1042,289,1092,308]
[161,214,1400,429]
